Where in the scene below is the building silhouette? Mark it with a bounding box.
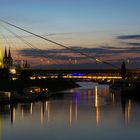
[3,48,13,68]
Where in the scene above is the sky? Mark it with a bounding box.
[0,0,140,68]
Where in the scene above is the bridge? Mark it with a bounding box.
[0,19,139,81]
[0,19,139,104]
[16,68,140,81]
[20,68,140,74]
[0,19,119,69]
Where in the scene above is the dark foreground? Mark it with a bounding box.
[0,78,79,104]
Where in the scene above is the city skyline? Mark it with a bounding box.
[0,0,140,68]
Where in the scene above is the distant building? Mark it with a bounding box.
[2,48,30,69]
[15,60,30,69]
[23,60,30,68]
[3,48,13,68]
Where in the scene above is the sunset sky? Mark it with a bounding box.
[0,0,140,68]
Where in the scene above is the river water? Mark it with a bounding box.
[0,82,140,140]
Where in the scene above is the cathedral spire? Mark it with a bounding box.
[8,48,12,58]
[3,47,13,68]
[4,47,8,58]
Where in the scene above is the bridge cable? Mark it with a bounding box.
[0,18,119,69]
[0,24,60,64]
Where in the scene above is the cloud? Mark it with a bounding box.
[117,34,140,40]
[17,47,85,60]
[33,61,140,69]
[17,45,140,61]
[128,57,140,61]
[116,34,140,48]
[126,42,140,46]
[102,46,124,50]
[98,46,140,54]
[125,47,140,53]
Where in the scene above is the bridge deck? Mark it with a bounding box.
[19,68,140,74]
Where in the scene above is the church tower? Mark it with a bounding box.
[8,48,13,67]
[3,47,8,68]
[3,47,13,68]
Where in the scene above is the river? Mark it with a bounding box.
[0,82,140,140]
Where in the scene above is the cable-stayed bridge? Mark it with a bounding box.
[0,19,140,104]
[0,19,140,81]
[0,19,119,69]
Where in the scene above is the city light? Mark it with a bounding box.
[9,67,16,74]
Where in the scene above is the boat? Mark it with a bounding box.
[23,86,50,99]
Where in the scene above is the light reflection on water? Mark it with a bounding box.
[0,82,140,140]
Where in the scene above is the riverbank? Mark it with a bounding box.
[0,78,80,104]
[110,80,140,98]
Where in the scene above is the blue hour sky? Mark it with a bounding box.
[0,0,140,68]
[0,0,140,33]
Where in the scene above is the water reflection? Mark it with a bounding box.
[121,98,132,124]
[75,98,78,121]
[95,86,100,125]
[0,82,140,140]
[0,84,136,126]
[11,105,16,124]
[69,100,72,127]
